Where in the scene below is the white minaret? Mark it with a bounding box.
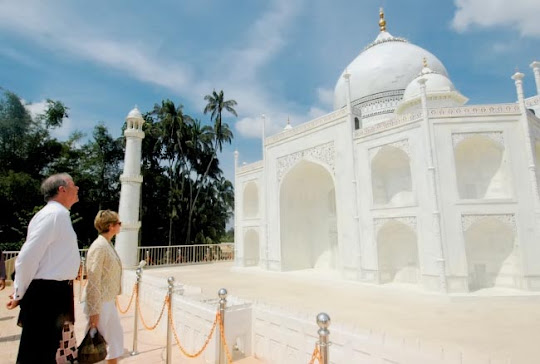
[530,61,540,96]
[116,106,145,267]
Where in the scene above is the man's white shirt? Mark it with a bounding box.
[13,201,80,300]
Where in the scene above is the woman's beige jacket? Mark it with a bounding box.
[84,235,122,315]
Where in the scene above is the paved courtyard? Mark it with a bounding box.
[144,262,540,363]
[2,262,540,363]
[0,276,258,364]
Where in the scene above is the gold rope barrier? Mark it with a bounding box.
[116,283,137,314]
[308,344,322,364]
[137,290,169,330]
[218,313,233,364]
[168,300,220,358]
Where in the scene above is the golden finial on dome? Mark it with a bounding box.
[423,57,428,68]
[379,7,386,32]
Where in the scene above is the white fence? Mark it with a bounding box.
[2,243,233,280]
[137,243,234,267]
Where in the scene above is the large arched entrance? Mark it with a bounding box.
[279,160,338,271]
[377,220,420,284]
[464,217,516,291]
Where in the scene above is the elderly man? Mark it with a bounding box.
[6,173,81,364]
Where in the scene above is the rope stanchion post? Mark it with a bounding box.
[131,267,142,356]
[166,276,175,364]
[78,257,85,303]
[218,288,227,364]
[316,313,331,364]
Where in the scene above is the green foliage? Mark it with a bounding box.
[1,87,235,248]
[140,91,236,246]
[0,88,122,247]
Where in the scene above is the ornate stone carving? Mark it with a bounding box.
[243,226,260,235]
[525,95,540,108]
[266,108,347,145]
[351,103,520,140]
[373,216,417,235]
[451,131,504,147]
[277,142,335,181]
[429,103,520,118]
[369,139,410,160]
[124,129,145,139]
[461,214,516,234]
[363,36,408,51]
[355,112,423,139]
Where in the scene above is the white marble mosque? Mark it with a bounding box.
[234,9,540,293]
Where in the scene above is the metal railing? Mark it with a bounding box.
[2,243,233,280]
[138,243,234,267]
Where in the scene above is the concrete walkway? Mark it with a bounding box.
[0,280,260,364]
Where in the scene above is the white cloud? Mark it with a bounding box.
[491,42,517,54]
[308,106,328,119]
[316,87,334,108]
[0,0,329,141]
[235,114,286,139]
[452,0,540,37]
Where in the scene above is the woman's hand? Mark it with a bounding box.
[89,314,99,327]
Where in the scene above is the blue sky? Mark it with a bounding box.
[1,0,539,183]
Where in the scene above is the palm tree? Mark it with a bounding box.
[183,90,237,244]
[203,90,237,152]
[152,99,188,246]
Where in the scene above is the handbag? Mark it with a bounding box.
[55,321,78,363]
[77,327,108,364]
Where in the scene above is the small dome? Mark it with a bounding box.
[402,66,456,101]
[283,117,293,131]
[126,106,143,120]
[396,63,468,114]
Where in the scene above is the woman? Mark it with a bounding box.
[84,210,124,363]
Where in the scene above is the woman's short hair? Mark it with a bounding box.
[94,210,120,234]
[41,173,72,202]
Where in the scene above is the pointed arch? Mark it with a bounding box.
[464,217,516,291]
[279,160,338,271]
[377,220,419,284]
[371,145,413,206]
[454,135,510,199]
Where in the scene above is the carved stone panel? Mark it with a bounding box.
[369,139,410,161]
[277,142,335,181]
[452,131,504,148]
[461,214,516,234]
[373,216,417,236]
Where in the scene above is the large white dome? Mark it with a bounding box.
[333,31,448,111]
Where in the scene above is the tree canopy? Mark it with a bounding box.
[0,88,235,250]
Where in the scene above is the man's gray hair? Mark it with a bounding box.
[41,173,72,202]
